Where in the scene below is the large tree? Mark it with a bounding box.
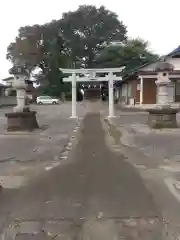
[59,5,127,67]
[6,5,127,95]
[7,21,67,72]
[6,21,70,96]
[95,38,159,74]
[7,5,127,71]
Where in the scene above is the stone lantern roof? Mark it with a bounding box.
[154,61,174,72]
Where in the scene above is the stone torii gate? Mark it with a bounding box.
[60,68,124,118]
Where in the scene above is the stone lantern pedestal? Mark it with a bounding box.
[5,111,38,131]
[5,65,39,131]
[147,61,179,128]
[147,107,178,128]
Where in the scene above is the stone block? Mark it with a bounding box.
[15,232,49,240]
[147,108,179,128]
[5,111,39,131]
[116,218,162,240]
[80,219,119,240]
[19,221,41,234]
[53,234,75,240]
[43,221,74,237]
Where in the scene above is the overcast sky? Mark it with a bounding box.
[0,0,179,79]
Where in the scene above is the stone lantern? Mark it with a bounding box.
[155,61,174,105]
[147,60,179,128]
[5,64,39,131]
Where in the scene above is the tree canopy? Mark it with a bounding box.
[7,22,67,73]
[6,5,158,96]
[59,5,127,67]
[6,21,71,96]
[95,38,159,74]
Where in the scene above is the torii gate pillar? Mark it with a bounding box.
[71,73,77,118]
[108,72,114,118]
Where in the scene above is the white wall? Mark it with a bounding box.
[127,83,131,97]
[120,84,128,104]
[121,84,127,97]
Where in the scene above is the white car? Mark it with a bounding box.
[36,96,60,105]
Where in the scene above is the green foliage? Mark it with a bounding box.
[36,71,71,97]
[6,5,158,97]
[60,5,127,67]
[95,38,159,74]
[7,5,127,69]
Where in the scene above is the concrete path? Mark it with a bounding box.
[0,104,86,189]
[0,113,162,239]
[112,109,180,163]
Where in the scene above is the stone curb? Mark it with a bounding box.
[104,118,136,148]
[164,178,180,216]
[44,117,83,172]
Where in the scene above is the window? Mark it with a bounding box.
[39,96,51,100]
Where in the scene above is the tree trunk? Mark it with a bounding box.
[86,50,94,68]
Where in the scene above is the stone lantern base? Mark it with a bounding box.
[147,107,179,128]
[5,111,39,131]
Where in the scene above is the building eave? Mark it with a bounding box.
[1,76,14,81]
[166,46,180,57]
[120,57,164,84]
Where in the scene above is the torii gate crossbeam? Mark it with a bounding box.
[60,68,124,118]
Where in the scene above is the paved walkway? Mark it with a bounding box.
[0,104,86,189]
[0,113,162,239]
[111,109,180,162]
